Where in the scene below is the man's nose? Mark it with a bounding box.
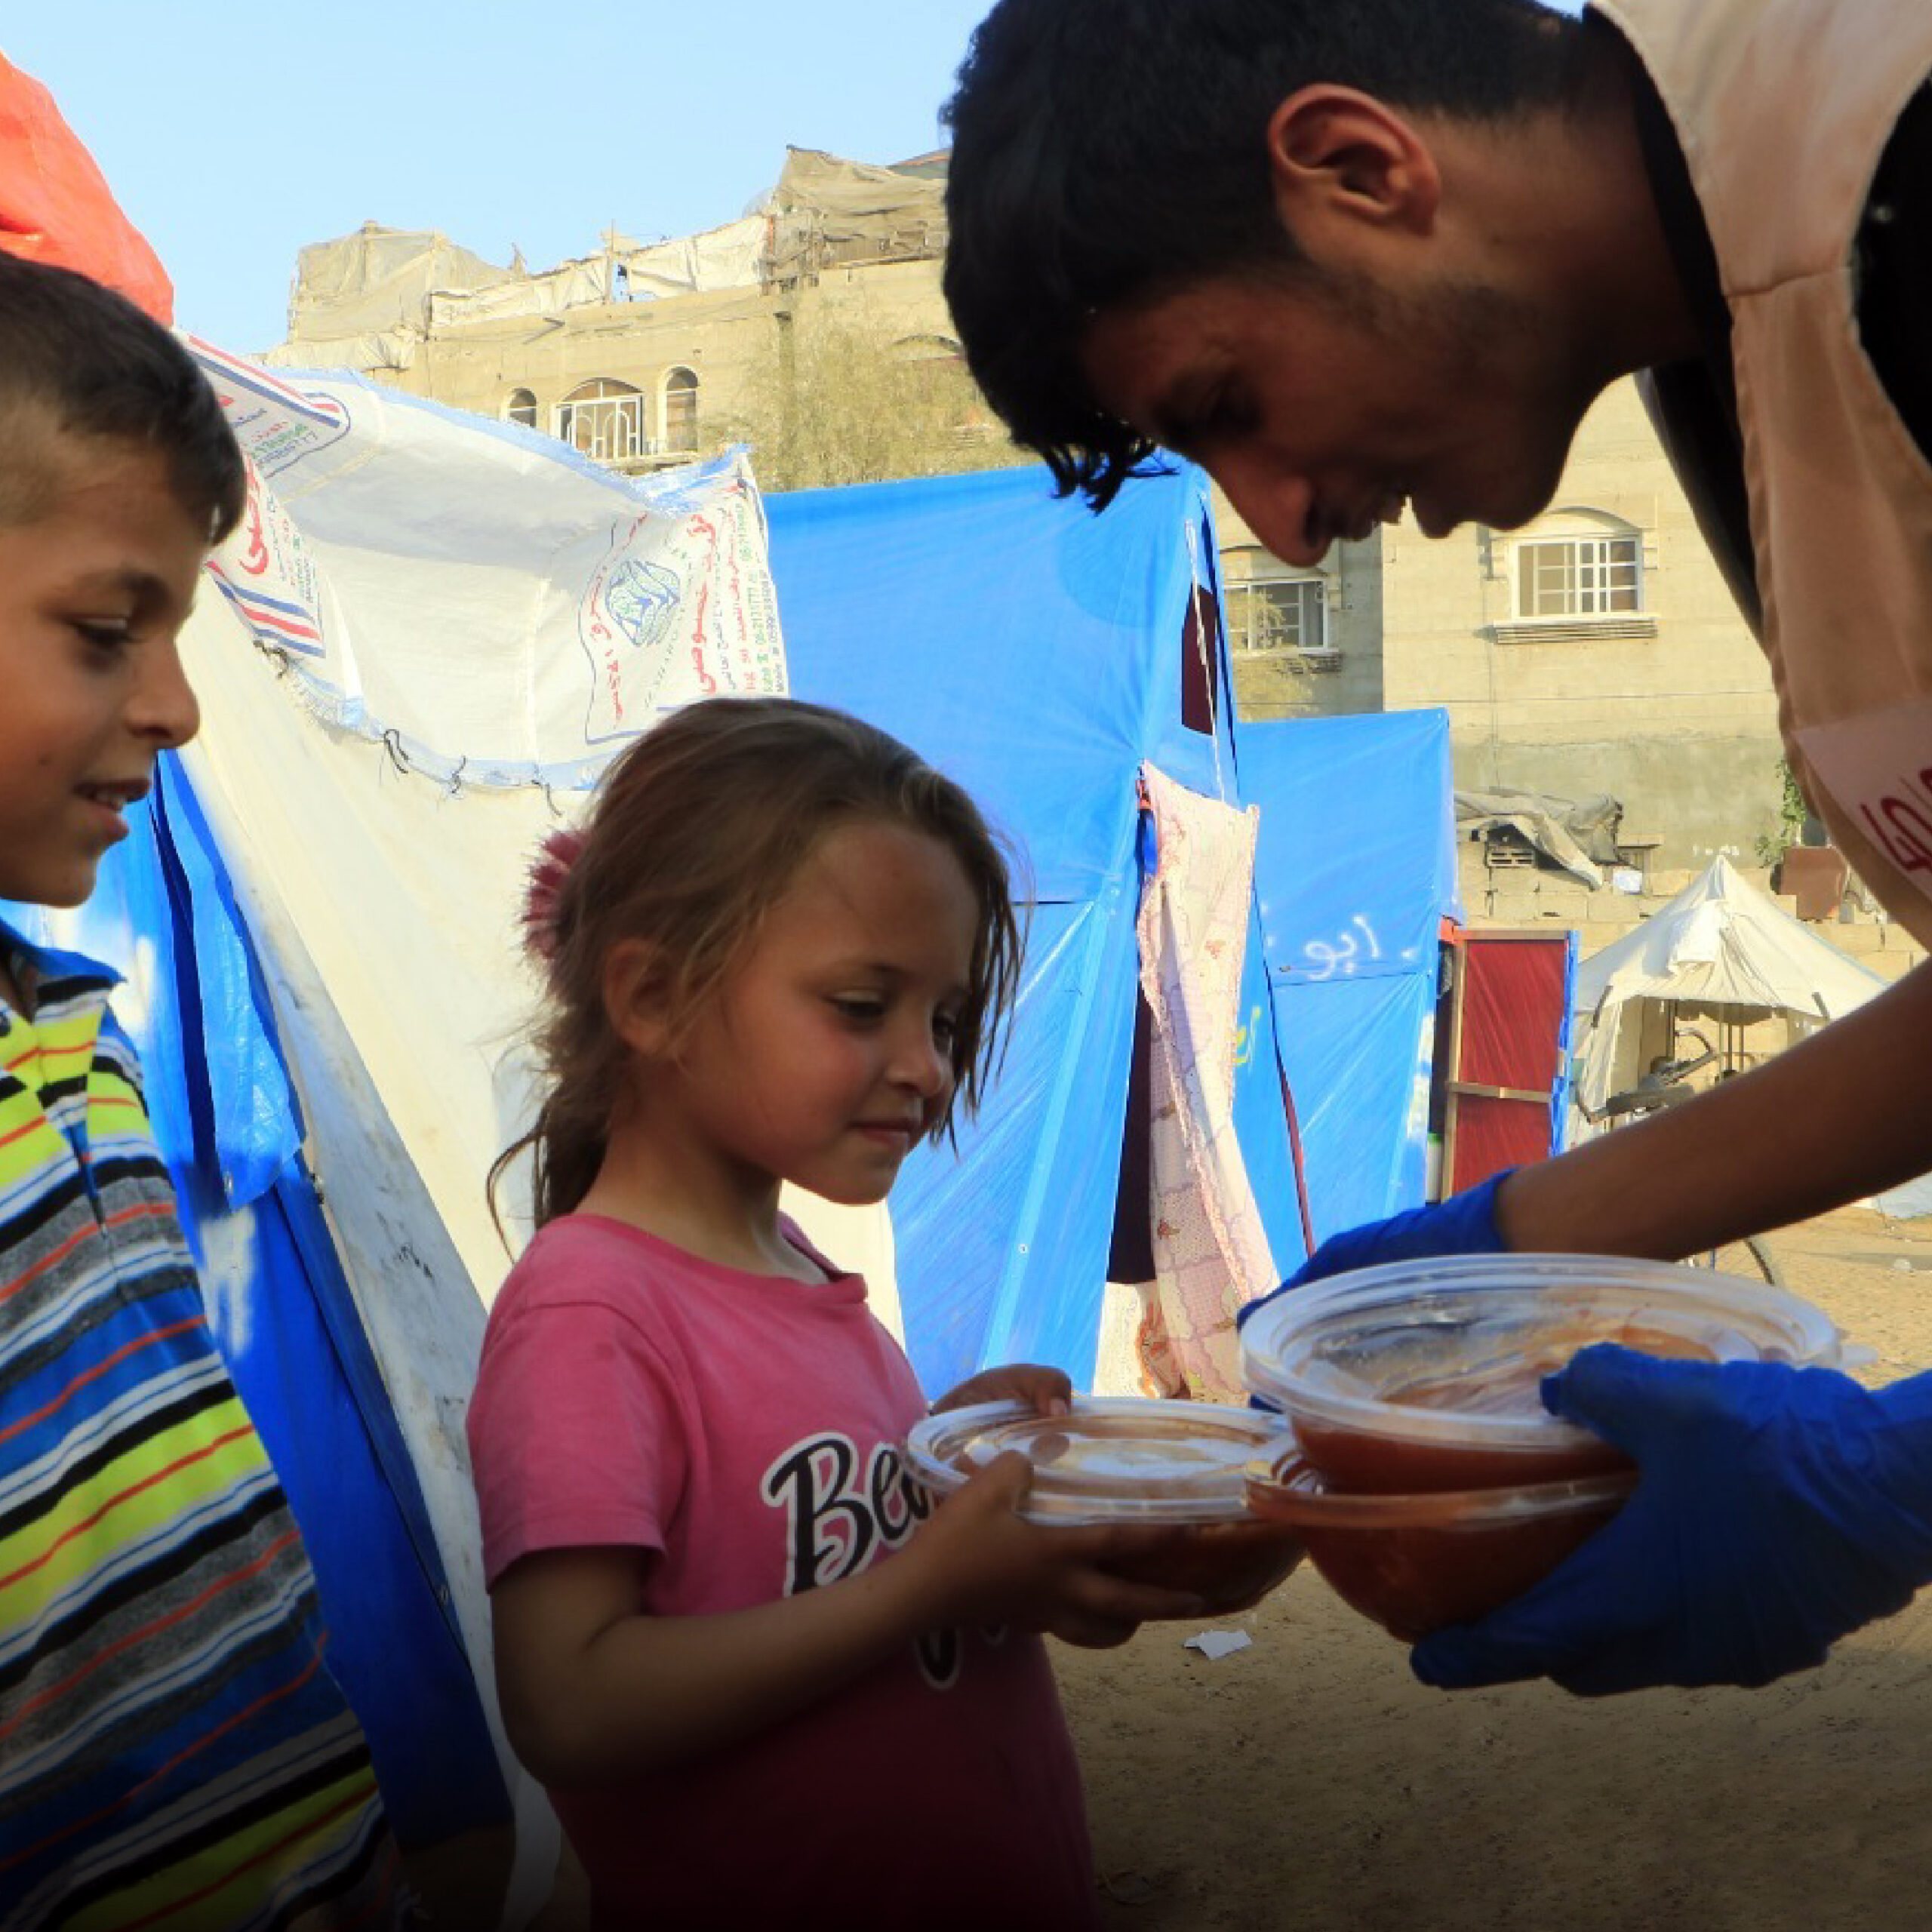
[1219,465,1332,570]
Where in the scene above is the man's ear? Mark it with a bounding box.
[602,937,671,1057]
[1265,85,1441,248]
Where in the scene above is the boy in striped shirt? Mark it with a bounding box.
[0,254,408,1929]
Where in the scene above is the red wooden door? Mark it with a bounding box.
[1442,929,1574,1195]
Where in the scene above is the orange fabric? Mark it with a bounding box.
[0,53,171,320]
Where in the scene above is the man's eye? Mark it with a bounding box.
[74,620,131,651]
[1192,389,1257,446]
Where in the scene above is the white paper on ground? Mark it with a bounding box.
[1183,1630,1254,1661]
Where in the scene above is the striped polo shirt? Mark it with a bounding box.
[0,924,403,1930]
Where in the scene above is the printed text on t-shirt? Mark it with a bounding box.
[761,1432,985,1688]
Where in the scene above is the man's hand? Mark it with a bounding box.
[1411,1349,1932,1695]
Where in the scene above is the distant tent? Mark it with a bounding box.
[1567,854,1885,1124]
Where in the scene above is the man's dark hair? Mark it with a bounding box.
[943,0,1580,508]
[0,252,245,540]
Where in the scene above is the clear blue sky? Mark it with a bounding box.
[3,2,999,355]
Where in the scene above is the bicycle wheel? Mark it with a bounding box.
[1686,1236,1786,1289]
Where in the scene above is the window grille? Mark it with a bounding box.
[662,368,698,452]
[555,382,647,463]
[1515,534,1641,617]
[1225,574,1328,654]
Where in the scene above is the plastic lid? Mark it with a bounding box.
[904,1397,1289,1524]
[1245,1448,1638,1528]
[1238,1252,1841,1458]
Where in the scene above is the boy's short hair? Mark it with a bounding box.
[0,252,245,540]
[942,0,1580,509]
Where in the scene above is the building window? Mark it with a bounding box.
[1221,547,1331,656]
[1488,509,1659,643]
[662,367,698,452]
[506,388,538,429]
[1514,524,1641,618]
[556,378,647,463]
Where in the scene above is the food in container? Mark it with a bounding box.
[1238,1254,1841,1494]
[904,1397,1304,1606]
[1246,1448,1636,1641]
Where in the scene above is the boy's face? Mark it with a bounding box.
[0,435,208,908]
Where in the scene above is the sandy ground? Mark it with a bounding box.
[411,1203,1932,1930]
[1058,1204,1932,1932]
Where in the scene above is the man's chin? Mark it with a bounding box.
[1440,481,1564,540]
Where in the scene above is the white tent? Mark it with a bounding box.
[1569,854,1886,1122]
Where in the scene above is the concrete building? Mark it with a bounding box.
[267,149,973,485]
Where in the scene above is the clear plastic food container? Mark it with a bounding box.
[906,1397,1289,1523]
[1238,1253,1841,1494]
[904,1396,1304,1604]
[1246,1447,1636,1641]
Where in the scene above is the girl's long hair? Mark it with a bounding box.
[491,697,1023,1233]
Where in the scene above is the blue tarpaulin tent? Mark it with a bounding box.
[1235,709,1460,1245]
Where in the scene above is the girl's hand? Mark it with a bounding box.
[1107,1518,1305,1617]
[931,1361,1072,1417]
[903,1451,1208,1647]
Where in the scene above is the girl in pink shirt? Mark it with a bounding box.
[468,697,1207,1930]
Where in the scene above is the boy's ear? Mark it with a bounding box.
[1264,85,1441,251]
[601,938,671,1057]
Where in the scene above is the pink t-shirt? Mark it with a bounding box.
[468,1214,1099,1930]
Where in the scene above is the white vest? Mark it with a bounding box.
[1600,0,1932,946]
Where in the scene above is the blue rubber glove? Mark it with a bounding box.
[1411,1347,1932,1696]
[1235,1168,1515,1337]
